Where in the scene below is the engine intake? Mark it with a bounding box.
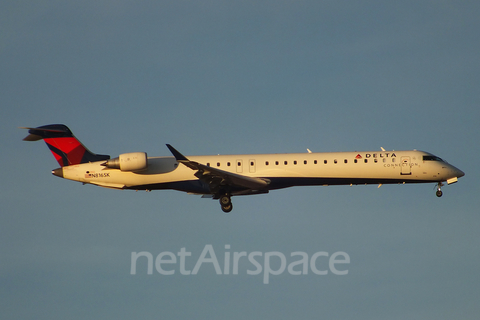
[102,152,148,171]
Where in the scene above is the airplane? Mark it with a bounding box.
[22,124,465,212]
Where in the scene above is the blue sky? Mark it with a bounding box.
[1,1,479,319]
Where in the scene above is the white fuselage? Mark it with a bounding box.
[57,150,464,195]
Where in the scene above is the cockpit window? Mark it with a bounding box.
[423,155,443,161]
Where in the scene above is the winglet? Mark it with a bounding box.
[166,144,189,162]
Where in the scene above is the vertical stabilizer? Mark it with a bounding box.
[22,124,110,167]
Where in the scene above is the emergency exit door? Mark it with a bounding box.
[249,159,256,173]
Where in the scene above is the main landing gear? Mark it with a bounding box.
[436,182,443,197]
[219,194,233,213]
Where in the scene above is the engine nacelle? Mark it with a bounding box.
[102,152,148,172]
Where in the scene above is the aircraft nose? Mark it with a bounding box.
[450,165,465,178]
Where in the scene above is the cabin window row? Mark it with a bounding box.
[206,162,242,167]
[263,158,395,165]
[265,160,318,166]
[205,158,396,167]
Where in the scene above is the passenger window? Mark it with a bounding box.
[392,158,396,163]
[374,159,378,163]
[294,160,297,165]
[314,160,317,164]
[364,159,368,163]
[344,159,348,164]
[304,160,307,164]
[324,160,327,164]
[284,161,288,165]
[227,162,231,166]
[334,159,337,164]
[265,161,269,166]
[207,163,210,167]
[237,162,241,166]
[354,159,357,163]
[217,162,220,167]
[275,161,279,165]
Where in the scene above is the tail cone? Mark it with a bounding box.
[52,168,64,178]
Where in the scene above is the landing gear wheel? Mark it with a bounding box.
[221,203,233,213]
[220,195,231,206]
[219,194,233,213]
[436,182,443,197]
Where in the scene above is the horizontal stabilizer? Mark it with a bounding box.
[21,126,69,141]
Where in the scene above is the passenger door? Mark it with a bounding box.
[401,156,411,175]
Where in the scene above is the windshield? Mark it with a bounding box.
[423,155,443,162]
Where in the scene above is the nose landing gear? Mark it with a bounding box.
[436,182,443,197]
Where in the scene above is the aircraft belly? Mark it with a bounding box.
[266,177,438,190]
[125,180,211,193]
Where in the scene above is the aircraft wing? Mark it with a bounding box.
[166,144,270,190]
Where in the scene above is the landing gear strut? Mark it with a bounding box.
[436,182,443,197]
[219,194,233,213]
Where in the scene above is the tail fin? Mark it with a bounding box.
[22,124,110,167]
